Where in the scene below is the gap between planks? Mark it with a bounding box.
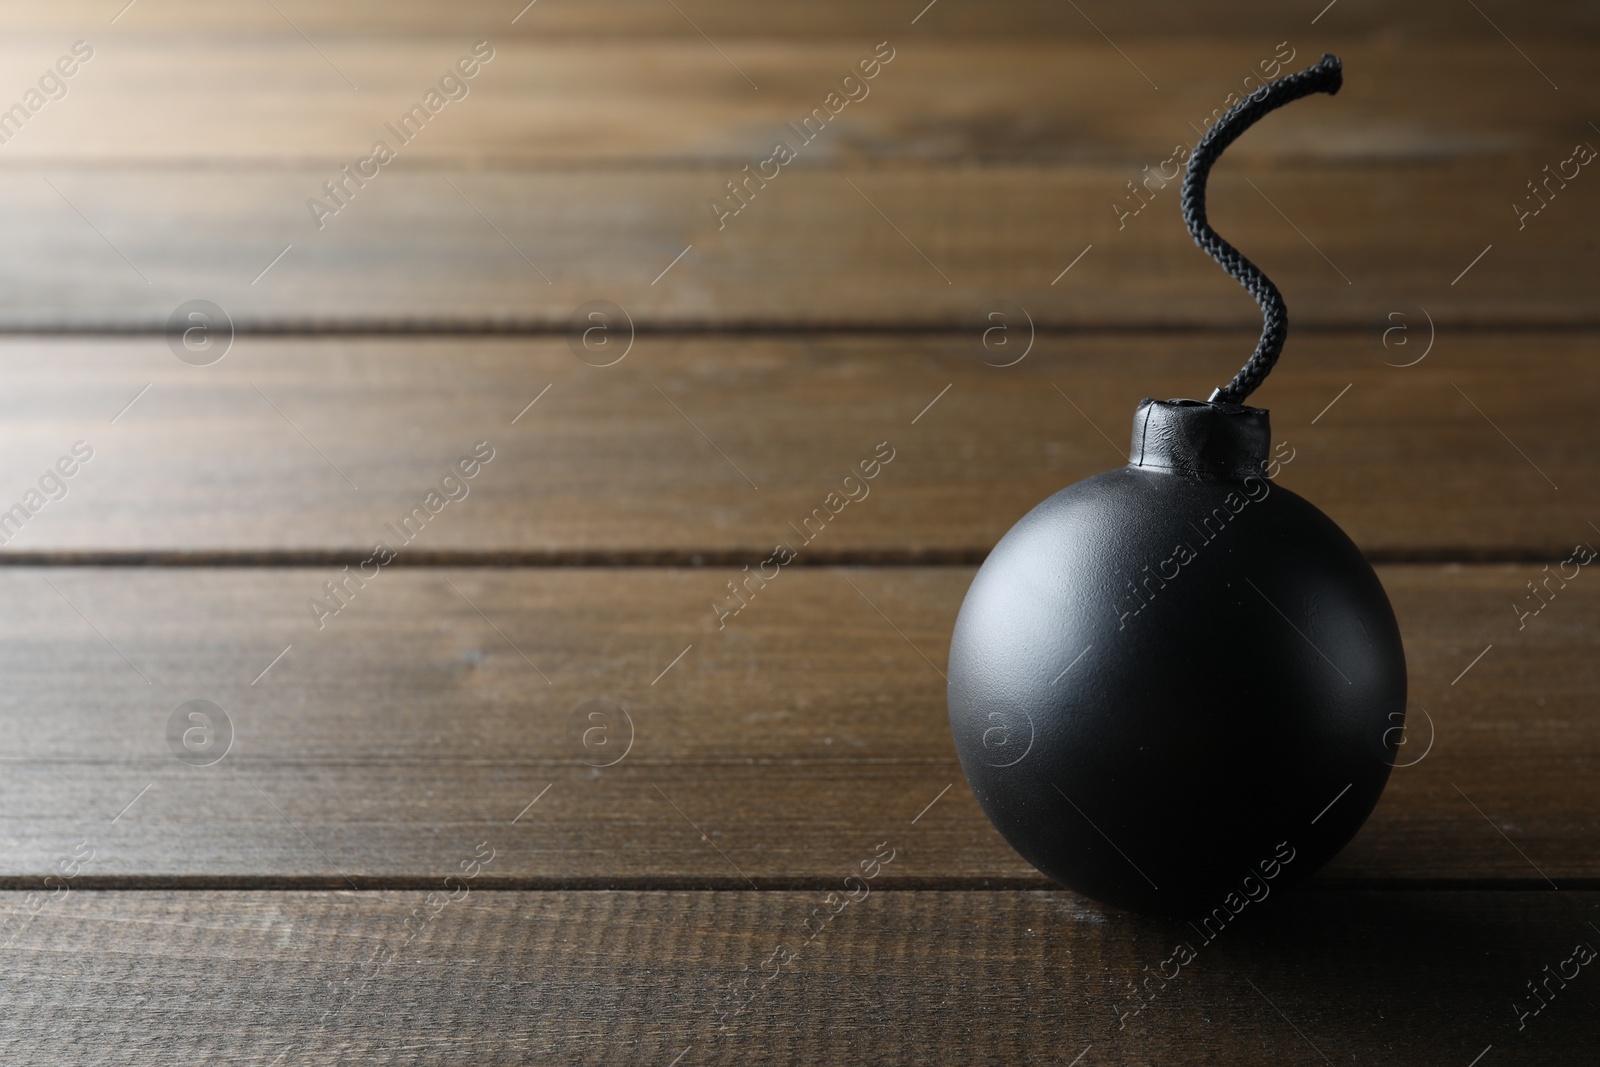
[0,548,1580,567]
[0,322,1597,337]
[0,875,1592,892]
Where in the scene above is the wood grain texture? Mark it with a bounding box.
[0,566,1593,885]
[0,38,1589,165]
[1,889,1595,1065]
[1,3,1594,1058]
[11,0,1600,38]
[0,160,1589,330]
[0,333,1588,558]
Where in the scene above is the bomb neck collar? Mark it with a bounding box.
[1128,397,1270,481]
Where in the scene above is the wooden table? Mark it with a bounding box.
[1,2,1596,1062]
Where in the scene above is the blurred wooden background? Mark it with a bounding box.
[0,1,1596,1062]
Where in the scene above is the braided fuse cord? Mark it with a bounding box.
[1181,53,1342,404]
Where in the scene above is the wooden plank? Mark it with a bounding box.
[0,38,1590,165]
[1,889,1595,1064]
[13,0,1600,39]
[0,333,1589,559]
[0,161,1591,330]
[0,565,1593,885]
